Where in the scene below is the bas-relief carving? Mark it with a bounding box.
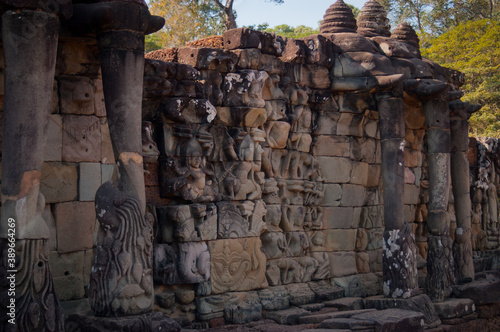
[160,204,217,242]
[153,242,210,285]
[209,238,268,294]
[217,200,267,238]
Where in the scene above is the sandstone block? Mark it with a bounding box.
[62,115,101,162]
[366,228,384,250]
[44,114,62,161]
[350,162,369,186]
[266,307,310,325]
[404,184,420,205]
[323,184,342,207]
[79,162,101,201]
[49,250,85,278]
[367,164,382,187]
[332,274,366,297]
[336,92,376,114]
[318,157,352,183]
[55,201,96,253]
[280,38,307,63]
[351,308,425,331]
[350,137,377,163]
[60,76,95,115]
[324,297,364,311]
[325,229,357,251]
[323,207,354,229]
[285,283,316,306]
[223,28,261,50]
[358,205,384,228]
[340,184,366,207]
[209,238,267,294]
[434,298,475,319]
[53,274,85,301]
[302,34,334,67]
[312,110,340,136]
[337,113,364,137]
[333,52,394,77]
[299,309,374,324]
[101,164,116,184]
[328,252,357,277]
[40,162,78,203]
[178,47,237,72]
[312,136,350,157]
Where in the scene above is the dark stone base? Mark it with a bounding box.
[363,294,441,328]
[65,312,181,332]
[453,271,500,305]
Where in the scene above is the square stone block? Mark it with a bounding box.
[313,110,340,136]
[40,162,78,203]
[328,252,357,277]
[325,229,357,251]
[53,275,85,301]
[79,162,102,201]
[209,238,268,294]
[323,184,342,207]
[318,157,352,183]
[404,184,420,205]
[55,201,96,253]
[340,184,366,207]
[350,162,369,186]
[324,207,354,229]
[60,76,95,115]
[312,135,350,157]
[337,113,364,137]
[49,250,85,278]
[44,114,62,161]
[101,164,116,184]
[62,115,101,162]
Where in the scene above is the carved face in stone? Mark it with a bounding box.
[188,155,202,169]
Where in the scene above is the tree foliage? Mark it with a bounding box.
[380,0,499,35]
[147,0,225,50]
[146,0,285,50]
[422,19,500,137]
[264,24,319,38]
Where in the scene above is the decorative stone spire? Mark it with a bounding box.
[392,22,420,48]
[357,0,390,37]
[320,0,357,34]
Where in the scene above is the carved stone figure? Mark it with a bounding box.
[90,183,154,316]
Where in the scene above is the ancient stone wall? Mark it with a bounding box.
[140,25,473,323]
[0,37,113,302]
[0,7,498,328]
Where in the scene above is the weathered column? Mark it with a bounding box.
[377,91,419,298]
[0,1,70,330]
[449,98,481,284]
[75,1,164,317]
[406,79,454,302]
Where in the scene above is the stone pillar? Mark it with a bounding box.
[406,79,454,302]
[0,6,66,331]
[67,1,164,317]
[449,99,480,284]
[376,91,418,298]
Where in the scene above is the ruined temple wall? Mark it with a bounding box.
[0,37,113,301]
[143,30,398,321]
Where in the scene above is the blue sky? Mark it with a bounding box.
[234,0,367,29]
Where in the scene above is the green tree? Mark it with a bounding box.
[422,19,500,137]
[147,0,225,49]
[265,24,319,38]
